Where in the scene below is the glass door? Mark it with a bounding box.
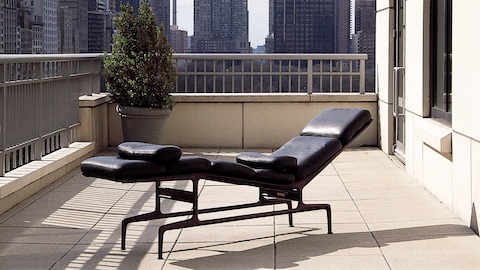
[394,0,405,161]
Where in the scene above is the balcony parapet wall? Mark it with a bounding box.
[108,93,378,148]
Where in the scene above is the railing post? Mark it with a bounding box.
[307,59,313,94]
[359,59,366,94]
[34,61,43,160]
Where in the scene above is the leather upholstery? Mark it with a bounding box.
[118,142,182,164]
[272,136,342,180]
[236,152,297,173]
[81,156,165,181]
[300,108,371,145]
[211,161,295,185]
[167,157,212,175]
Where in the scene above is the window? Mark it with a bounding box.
[431,0,452,124]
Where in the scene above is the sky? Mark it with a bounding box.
[175,0,269,48]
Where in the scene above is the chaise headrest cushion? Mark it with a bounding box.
[300,108,371,145]
[118,142,182,164]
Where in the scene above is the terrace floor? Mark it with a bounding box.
[1,148,480,269]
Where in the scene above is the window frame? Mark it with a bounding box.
[431,0,452,125]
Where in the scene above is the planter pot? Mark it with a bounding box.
[116,105,171,145]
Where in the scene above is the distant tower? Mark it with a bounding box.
[336,0,351,53]
[60,0,89,53]
[194,0,250,53]
[172,0,177,26]
[353,0,375,69]
[150,0,171,41]
[273,0,335,53]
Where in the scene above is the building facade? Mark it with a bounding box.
[170,26,188,53]
[376,0,480,234]
[43,0,59,54]
[335,0,350,53]
[150,0,170,41]
[272,0,335,53]
[353,0,375,69]
[60,0,88,53]
[1,0,17,53]
[193,0,250,53]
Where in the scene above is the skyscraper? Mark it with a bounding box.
[272,0,335,53]
[336,0,351,53]
[194,0,250,53]
[150,0,170,41]
[116,0,139,14]
[1,0,17,53]
[43,0,59,54]
[353,0,375,69]
[60,0,89,53]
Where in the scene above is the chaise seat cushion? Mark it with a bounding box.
[236,152,297,173]
[211,161,295,185]
[81,156,166,182]
[300,108,371,145]
[272,136,342,180]
[118,142,182,164]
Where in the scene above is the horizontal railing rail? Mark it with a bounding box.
[172,54,367,94]
[0,54,102,176]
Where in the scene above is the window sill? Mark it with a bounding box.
[414,118,452,154]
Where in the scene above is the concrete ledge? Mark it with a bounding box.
[0,142,95,214]
[79,93,109,108]
[414,118,452,153]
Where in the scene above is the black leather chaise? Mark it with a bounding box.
[81,108,372,259]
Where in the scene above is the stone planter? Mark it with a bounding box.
[116,105,171,145]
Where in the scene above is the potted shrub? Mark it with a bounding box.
[104,1,176,144]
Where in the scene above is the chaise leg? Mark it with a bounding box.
[287,201,294,227]
[326,204,332,234]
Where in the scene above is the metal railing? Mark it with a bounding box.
[172,54,367,94]
[0,54,102,176]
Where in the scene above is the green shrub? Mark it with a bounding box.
[104,1,176,109]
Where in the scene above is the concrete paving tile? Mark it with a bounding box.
[384,252,480,270]
[275,222,370,235]
[347,186,433,200]
[1,207,105,229]
[0,226,88,244]
[0,243,75,270]
[51,243,170,270]
[275,231,381,257]
[360,204,456,223]
[165,240,274,269]
[79,213,184,244]
[275,209,365,225]
[176,225,274,243]
[367,218,467,232]
[354,195,448,211]
[276,254,390,270]
[378,234,480,254]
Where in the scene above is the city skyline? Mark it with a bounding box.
[176,0,267,47]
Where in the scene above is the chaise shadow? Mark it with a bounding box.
[169,224,474,270]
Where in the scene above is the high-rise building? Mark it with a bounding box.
[88,0,114,52]
[43,0,59,54]
[17,0,33,53]
[272,0,335,53]
[194,0,250,53]
[60,0,89,53]
[1,0,17,53]
[58,6,75,53]
[116,0,139,14]
[170,25,187,53]
[151,0,170,41]
[336,0,350,53]
[353,0,375,69]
